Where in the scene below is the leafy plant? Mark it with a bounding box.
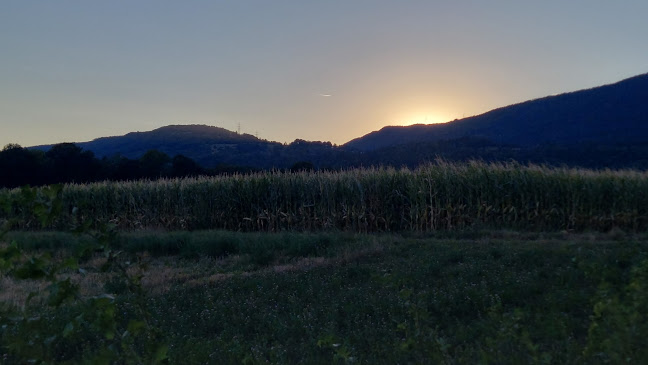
[584,259,648,363]
[0,185,167,364]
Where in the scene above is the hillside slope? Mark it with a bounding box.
[31,125,351,169]
[345,73,648,151]
[77,124,261,159]
[32,125,269,168]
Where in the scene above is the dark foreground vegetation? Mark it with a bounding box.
[2,229,647,363]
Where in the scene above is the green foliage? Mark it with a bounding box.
[584,259,648,363]
[0,186,167,364]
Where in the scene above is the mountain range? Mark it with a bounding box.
[31,72,648,169]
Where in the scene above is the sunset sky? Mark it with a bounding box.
[1,1,647,148]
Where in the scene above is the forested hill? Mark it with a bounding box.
[82,124,260,157]
[30,124,348,170]
[344,73,648,151]
[31,125,267,167]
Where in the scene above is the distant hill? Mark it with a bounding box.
[31,124,350,169]
[344,73,648,151]
[32,125,265,168]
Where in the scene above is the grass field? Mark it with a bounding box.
[2,230,647,364]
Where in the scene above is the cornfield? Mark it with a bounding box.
[2,161,647,232]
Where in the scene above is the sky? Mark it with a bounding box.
[1,1,647,148]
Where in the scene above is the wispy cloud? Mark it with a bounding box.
[318,93,332,97]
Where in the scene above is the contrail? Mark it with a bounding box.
[319,93,332,97]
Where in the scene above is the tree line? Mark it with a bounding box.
[4,138,646,189]
[0,143,253,188]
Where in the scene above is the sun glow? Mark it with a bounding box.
[392,112,453,127]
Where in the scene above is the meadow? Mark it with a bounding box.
[1,161,648,363]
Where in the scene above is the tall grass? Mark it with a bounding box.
[2,161,647,232]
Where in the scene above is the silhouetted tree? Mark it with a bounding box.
[3,143,22,151]
[103,154,143,181]
[45,143,101,184]
[171,155,203,177]
[139,150,171,178]
[0,144,47,188]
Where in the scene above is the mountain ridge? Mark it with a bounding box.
[344,73,648,151]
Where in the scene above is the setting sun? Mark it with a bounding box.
[392,112,454,127]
